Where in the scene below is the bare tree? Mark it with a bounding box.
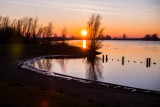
[2,16,10,29]
[11,19,17,31]
[87,14,104,53]
[46,22,53,38]
[37,25,43,38]
[0,16,2,29]
[26,17,33,38]
[32,16,39,38]
[0,15,56,44]
[42,26,47,38]
[22,16,28,37]
[16,19,23,36]
[61,27,67,43]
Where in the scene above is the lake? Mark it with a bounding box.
[31,40,160,91]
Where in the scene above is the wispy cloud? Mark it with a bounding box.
[127,5,160,16]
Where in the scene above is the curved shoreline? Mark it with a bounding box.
[20,55,160,95]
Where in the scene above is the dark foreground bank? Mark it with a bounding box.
[0,44,160,107]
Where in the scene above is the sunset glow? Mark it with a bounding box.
[0,0,160,37]
[81,30,87,37]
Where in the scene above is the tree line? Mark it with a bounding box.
[0,15,54,44]
[96,33,159,41]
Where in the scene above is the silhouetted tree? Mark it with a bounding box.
[16,19,23,36]
[32,17,39,39]
[87,14,104,53]
[122,34,127,40]
[2,16,10,29]
[54,33,58,37]
[37,25,43,38]
[144,34,151,40]
[105,35,112,40]
[11,19,17,31]
[22,16,29,37]
[46,22,53,38]
[26,17,33,39]
[0,16,2,28]
[97,28,105,39]
[151,33,159,41]
[61,27,67,43]
[0,15,56,44]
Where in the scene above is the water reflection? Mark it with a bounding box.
[31,40,160,91]
[85,55,103,81]
[83,40,86,48]
[56,58,68,72]
[33,58,52,71]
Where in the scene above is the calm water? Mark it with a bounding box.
[32,40,160,91]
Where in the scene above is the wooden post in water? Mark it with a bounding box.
[102,55,104,63]
[146,58,149,68]
[122,56,124,65]
[106,55,108,63]
[149,58,151,67]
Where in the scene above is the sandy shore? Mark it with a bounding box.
[0,44,160,107]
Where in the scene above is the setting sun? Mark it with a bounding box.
[81,30,87,37]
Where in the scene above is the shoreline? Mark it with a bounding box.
[20,55,160,95]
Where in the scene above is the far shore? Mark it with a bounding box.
[0,44,160,107]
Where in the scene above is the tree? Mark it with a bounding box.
[0,16,2,29]
[46,22,53,38]
[87,14,104,53]
[61,27,67,43]
[16,19,23,36]
[105,35,112,40]
[2,16,10,29]
[144,34,151,40]
[54,33,58,37]
[32,17,39,39]
[122,34,127,40]
[22,16,29,37]
[151,33,159,41]
[26,17,33,39]
[37,25,43,38]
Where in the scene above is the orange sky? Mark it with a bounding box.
[0,0,160,38]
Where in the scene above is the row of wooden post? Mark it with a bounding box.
[102,55,152,67]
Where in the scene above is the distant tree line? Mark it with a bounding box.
[0,15,55,44]
[96,33,160,41]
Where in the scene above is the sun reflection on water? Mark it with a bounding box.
[83,40,86,48]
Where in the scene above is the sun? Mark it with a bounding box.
[81,30,87,37]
